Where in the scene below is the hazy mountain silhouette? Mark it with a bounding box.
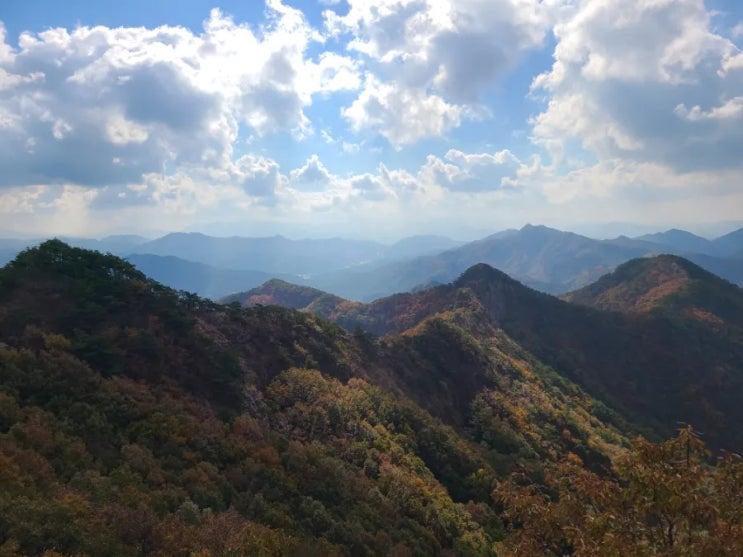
[125,254,300,299]
[636,229,718,255]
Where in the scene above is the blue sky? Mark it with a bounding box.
[0,0,742,239]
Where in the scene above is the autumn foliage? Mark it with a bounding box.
[2,241,743,555]
[496,427,743,556]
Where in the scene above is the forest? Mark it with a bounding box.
[1,241,742,556]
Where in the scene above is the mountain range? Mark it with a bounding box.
[232,254,743,452]
[301,224,743,300]
[0,225,740,302]
[0,240,742,554]
[128,233,464,275]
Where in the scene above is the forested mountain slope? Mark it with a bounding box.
[563,254,743,325]
[0,241,637,556]
[240,258,743,452]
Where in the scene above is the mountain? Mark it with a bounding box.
[637,228,717,255]
[221,278,350,312]
[676,253,743,285]
[384,235,465,259]
[130,232,385,274]
[63,234,150,254]
[302,225,743,301]
[131,232,465,276]
[713,227,743,256]
[1,227,738,304]
[245,257,743,452]
[1,240,643,555]
[125,253,297,299]
[0,248,19,267]
[564,255,743,322]
[306,224,657,300]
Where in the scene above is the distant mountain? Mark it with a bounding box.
[301,225,743,301]
[125,253,295,299]
[60,234,149,254]
[307,224,658,300]
[0,248,18,267]
[131,232,462,276]
[384,234,465,259]
[636,229,717,255]
[1,226,739,303]
[130,232,386,275]
[713,227,743,256]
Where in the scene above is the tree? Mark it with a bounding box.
[495,427,743,556]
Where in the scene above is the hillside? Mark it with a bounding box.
[563,255,743,325]
[221,278,347,311]
[713,227,743,256]
[246,259,743,452]
[0,241,640,555]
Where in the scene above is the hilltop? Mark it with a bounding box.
[222,278,347,311]
[563,255,743,333]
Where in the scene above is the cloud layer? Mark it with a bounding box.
[0,0,741,237]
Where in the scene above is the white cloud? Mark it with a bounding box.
[289,154,333,191]
[675,97,743,121]
[721,52,743,74]
[0,3,361,189]
[327,0,548,99]
[306,52,362,94]
[343,73,461,147]
[531,0,743,177]
[421,149,529,192]
[326,0,550,145]
[231,155,285,199]
[106,115,149,145]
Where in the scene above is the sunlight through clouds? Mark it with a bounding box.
[0,0,740,235]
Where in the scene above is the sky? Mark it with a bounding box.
[0,0,742,240]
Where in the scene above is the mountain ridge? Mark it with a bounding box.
[234,255,743,451]
[2,240,743,554]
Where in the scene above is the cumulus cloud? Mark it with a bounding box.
[342,73,462,147]
[230,155,285,199]
[531,0,743,175]
[421,149,529,192]
[326,0,550,145]
[3,1,740,236]
[288,156,332,191]
[0,4,361,191]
